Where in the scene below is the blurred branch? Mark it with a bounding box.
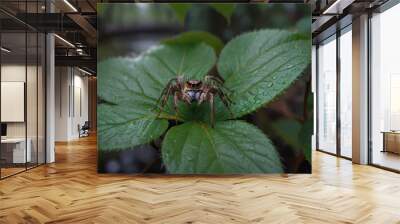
[303,80,311,123]
[99,24,183,41]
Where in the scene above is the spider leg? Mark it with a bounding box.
[156,77,183,116]
[205,75,233,96]
[205,75,224,84]
[182,91,192,104]
[204,75,235,120]
[209,93,215,128]
[198,91,207,105]
[156,78,177,104]
[156,87,168,109]
[157,85,173,117]
[173,91,180,121]
[217,88,232,102]
[217,89,234,118]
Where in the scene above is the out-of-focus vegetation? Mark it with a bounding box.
[98,3,310,59]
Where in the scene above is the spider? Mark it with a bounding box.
[155,75,233,127]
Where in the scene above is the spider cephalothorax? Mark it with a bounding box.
[156,75,233,127]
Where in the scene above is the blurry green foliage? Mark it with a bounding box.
[296,16,312,38]
[169,3,235,24]
[169,4,191,24]
[98,4,311,60]
[208,3,235,23]
[162,31,224,54]
[299,117,313,163]
[98,3,177,27]
[271,120,303,150]
[270,92,313,163]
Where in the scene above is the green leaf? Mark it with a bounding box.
[271,118,312,163]
[169,4,191,24]
[296,16,311,36]
[98,103,169,151]
[217,29,311,118]
[162,31,224,54]
[306,91,313,117]
[299,117,313,163]
[209,4,235,23]
[169,4,235,25]
[300,90,313,162]
[162,120,283,174]
[98,43,216,150]
[98,43,216,105]
[97,4,105,17]
[271,119,302,150]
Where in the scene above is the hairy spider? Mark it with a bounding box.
[156,75,233,127]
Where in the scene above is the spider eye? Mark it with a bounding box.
[187,80,202,88]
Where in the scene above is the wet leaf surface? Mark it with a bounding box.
[217,29,311,119]
[162,120,283,174]
[98,43,216,150]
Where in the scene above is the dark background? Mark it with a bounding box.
[98,3,312,174]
